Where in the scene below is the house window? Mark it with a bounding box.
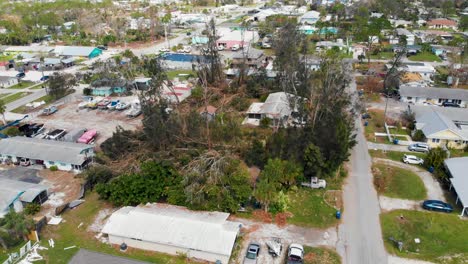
[438,99,447,103]
[49,161,55,165]
[407,97,413,100]
[453,99,461,104]
[60,163,66,166]
[432,138,440,143]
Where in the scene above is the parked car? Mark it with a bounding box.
[20,158,30,166]
[40,75,49,81]
[183,46,192,53]
[97,45,108,50]
[422,200,453,213]
[442,101,460,108]
[42,106,58,116]
[287,244,304,264]
[217,45,225,51]
[159,47,170,53]
[231,44,240,51]
[243,243,260,264]
[47,129,66,140]
[16,72,26,78]
[261,42,272,48]
[408,143,430,153]
[402,154,424,165]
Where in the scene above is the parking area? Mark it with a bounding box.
[29,95,142,145]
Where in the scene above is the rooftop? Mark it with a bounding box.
[445,157,468,208]
[399,85,468,102]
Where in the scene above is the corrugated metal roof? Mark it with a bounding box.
[102,204,240,257]
[69,249,150,264]
[0,178,48,204]
[400,85,468,101]
[54,46,98,57]
[0,137,93,165]
[445,157,468,208]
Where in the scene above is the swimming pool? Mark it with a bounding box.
[161,53,208,63]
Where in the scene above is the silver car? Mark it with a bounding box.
[403,154,424,165]
[408,143,430,153]
[243,243,260,264]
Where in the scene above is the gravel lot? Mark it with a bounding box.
[31,95,142,145]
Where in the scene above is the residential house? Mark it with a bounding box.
[231,48,264,69]
[399,85,468,107]
[316,40,346,51]
[427,19,457,30]
[0,179,48,218]
[387,62,435,80]
[101,204,240,264]
[243,92,302,127]
[216,27,259,49]
[411,106,468,149]
[0,137,95,172]
[445,157,468,217]
[389,19,413,28]
[299,11,320,25]
[54,46,102,59]
[0,76,18,88]
[69,249,151,264]
[91,86,127,96]
[396,28,416,45]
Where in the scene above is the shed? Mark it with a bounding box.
[445,157,468,217]
[101,204,241,264]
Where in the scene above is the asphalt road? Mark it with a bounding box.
[5,88,46,112]
[339,75,388,264]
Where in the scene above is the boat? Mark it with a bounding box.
[107,100,120,110]
[87,96,103,109]
[97,97,111,109]
[125,102,142,117]
[77,129,97,144]
[115,101,130,111]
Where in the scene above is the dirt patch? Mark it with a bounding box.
[323,190,343,210]
[88,208,114,233]
[274,212,292,228]
[252,210,272,223]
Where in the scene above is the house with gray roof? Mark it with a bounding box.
[0,75,18,88]
[0,137,94,172]
[0,179,48,218]
[411,105,468,149]
[445,157,468,217]
[231,48,264,69]
[400,85,468,107]
[69,249,150,264]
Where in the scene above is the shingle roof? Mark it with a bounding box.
[102,204,240,258]
[69,249,150,264]
[400,85,468,101]
[412,106,468,140]
[445,157,468,208]
[0,137,93,165]
[427,19,457,26]
[232,48,264,59]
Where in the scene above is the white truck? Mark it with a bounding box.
[301,177,326,189]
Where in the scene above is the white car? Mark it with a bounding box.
[159,47,170,53]
[403,154,424,165]
[217,45,225,51]
[231,44,240,51]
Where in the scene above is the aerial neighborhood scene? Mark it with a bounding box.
[0,0,468,263]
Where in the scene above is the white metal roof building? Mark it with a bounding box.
[102,204,241,263]
[0,179,48,218]
[445,157,468,216]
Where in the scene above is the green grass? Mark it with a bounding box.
[0,93,12,99]
[448,149,468,157]
[39,192,195,264]
[166,70,195,80]
[0,92,32,104]
[7,81,35,89]
[0,241,27,262]
[408,52,441,62]
[369,150,426,162]
[370,52,394,60]
[303,246,341,264]
[0,53,15,61]
[364,109,386,140]
[381,210,468,263]
[11,94,55,114]
[372,163,426,200]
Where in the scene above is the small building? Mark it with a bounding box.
[91,86,126,96]
[0,76,19,88]
[243,92,302,127]
[299,11,320,25]
[412,106,468,149]
[445,157,468,217]
[69,249,150,264]
[400,85,468,107]
[101,204,241,264]
[0,179,48,218]
[0,137,94,172]
[54,46,102,59]
[427,19,457,30]
[231,48,264,69]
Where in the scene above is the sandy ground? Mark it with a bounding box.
[232,217,337,264]
[388,255,435,264]
[379,196,422,212]
[31,95,142,145]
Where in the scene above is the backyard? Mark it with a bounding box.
[372,163,427,200]
[381,210,468,263]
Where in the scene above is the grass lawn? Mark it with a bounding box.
[166,70,195,80]
[372,163,426,200]
[448,149,468,158]
[370,52,394,60]
[7,81,35,89]
[369,150,426,162]
[0,93,12,99]
[11,94,57,114]
[39,192,195,264]
[381,210,468,262]
[364,109,386,141]
[408,52,441,62]
[303,246,341,264]
[0,241,27,263]
[0,92,32,104]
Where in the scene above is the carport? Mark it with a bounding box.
[445,157,468,217]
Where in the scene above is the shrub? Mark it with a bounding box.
[24,203,41,215]
[412,130,425,142]
[260,117,271,128]
[83,87,92,96]
[49,165,58,171]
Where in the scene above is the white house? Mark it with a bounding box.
[0,76,19,88]
[0,137,94,172]
[445,157,468,217]
[399,85,468,107]
[388,62,436,81]
[102,204,240,264]
[299,11,320,25]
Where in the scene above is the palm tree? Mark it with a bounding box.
[2,209,34,241]
[0,99,7,125]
